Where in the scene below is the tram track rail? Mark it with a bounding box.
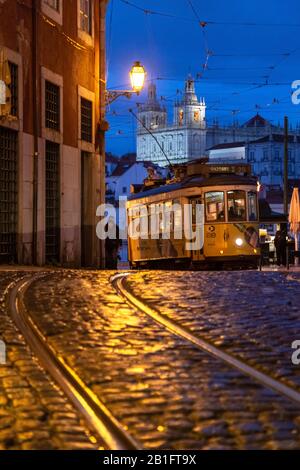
[6,270,300,451]
[111,272,300,408]
[7,273,141,451]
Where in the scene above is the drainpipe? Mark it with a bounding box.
[32,0,39,265]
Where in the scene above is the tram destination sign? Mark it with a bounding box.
[187,162,252,177]
[206,163,252,176]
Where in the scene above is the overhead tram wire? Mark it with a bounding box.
[119,0,300,27]
[108,52,294,89]
[119,0,196,22]
[214,52,291,57]
[108,73,293,136]
[111,3,299,151]
[186,0,212,75]
[129,109,174,169]
[155,76,291,86]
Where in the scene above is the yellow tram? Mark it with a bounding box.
[127,161,260,269]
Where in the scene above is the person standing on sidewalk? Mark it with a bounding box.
[274,225,287,266]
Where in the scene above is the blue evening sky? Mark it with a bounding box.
[105,0,300,156]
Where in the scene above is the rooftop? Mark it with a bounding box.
[242,113,270,128]
[208,141,246,151]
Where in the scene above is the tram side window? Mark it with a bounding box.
[248,191,258,221]
[205,192,225,222]
[161,201,173,236]
[128,206,148,239]
[173,199,182,238]
[149,203,160,237]
[227,190,246,221]
[140,205,149,238]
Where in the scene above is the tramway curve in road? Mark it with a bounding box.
[7,273,141,451]
[111,272,300,407]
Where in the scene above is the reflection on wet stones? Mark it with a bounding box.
[20,270,300,450]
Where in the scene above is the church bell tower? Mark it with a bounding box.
[137,82,167,130]
[174,76,206,129]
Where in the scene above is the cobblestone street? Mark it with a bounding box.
[127,271,300,389]
[0,271,97,450]
[0,268,300,450]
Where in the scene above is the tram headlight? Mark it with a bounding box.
[235,238,244,247]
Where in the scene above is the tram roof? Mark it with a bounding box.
[128,174,257,201]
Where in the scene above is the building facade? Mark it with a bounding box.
[246,135,300,187]
[0,0,108,267]
[105,154,167,263]
[137,78,207,166]
[208,134,300,188]
[137,78,300,167]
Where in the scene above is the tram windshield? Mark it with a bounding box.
[205,192,225,222]
[227,190,246,221]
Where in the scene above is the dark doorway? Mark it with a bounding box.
[45,141,60,264]
[0,127,18,263]
[81,151,92,266]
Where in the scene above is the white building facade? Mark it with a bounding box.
[137,78,300,167]
[107,162,153,200]
[208,134,300,188]
[137,78,206,166]
[247,135,300,187]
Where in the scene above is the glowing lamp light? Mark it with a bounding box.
[235,238,244,247]
[105,61,146,105]
[130,61,146,93]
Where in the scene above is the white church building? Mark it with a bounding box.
[137,78,206,166]
[137,77,299,167]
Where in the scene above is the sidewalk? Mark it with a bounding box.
[0,265,60,272]
[261,265,300,272]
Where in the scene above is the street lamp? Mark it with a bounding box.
[105,61,146,105]
[130,61,146,92]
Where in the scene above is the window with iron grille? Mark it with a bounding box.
[44,0,59,10]
[80,0,92,35]
[81,97,93,143]
[45,141,60,263]
[8,62,18,117]
[0,127,18,263]
[45,81,60,131]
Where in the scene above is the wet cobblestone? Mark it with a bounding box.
[0,271,96,450]
[127,271,300,390]
[24,270,300,450]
